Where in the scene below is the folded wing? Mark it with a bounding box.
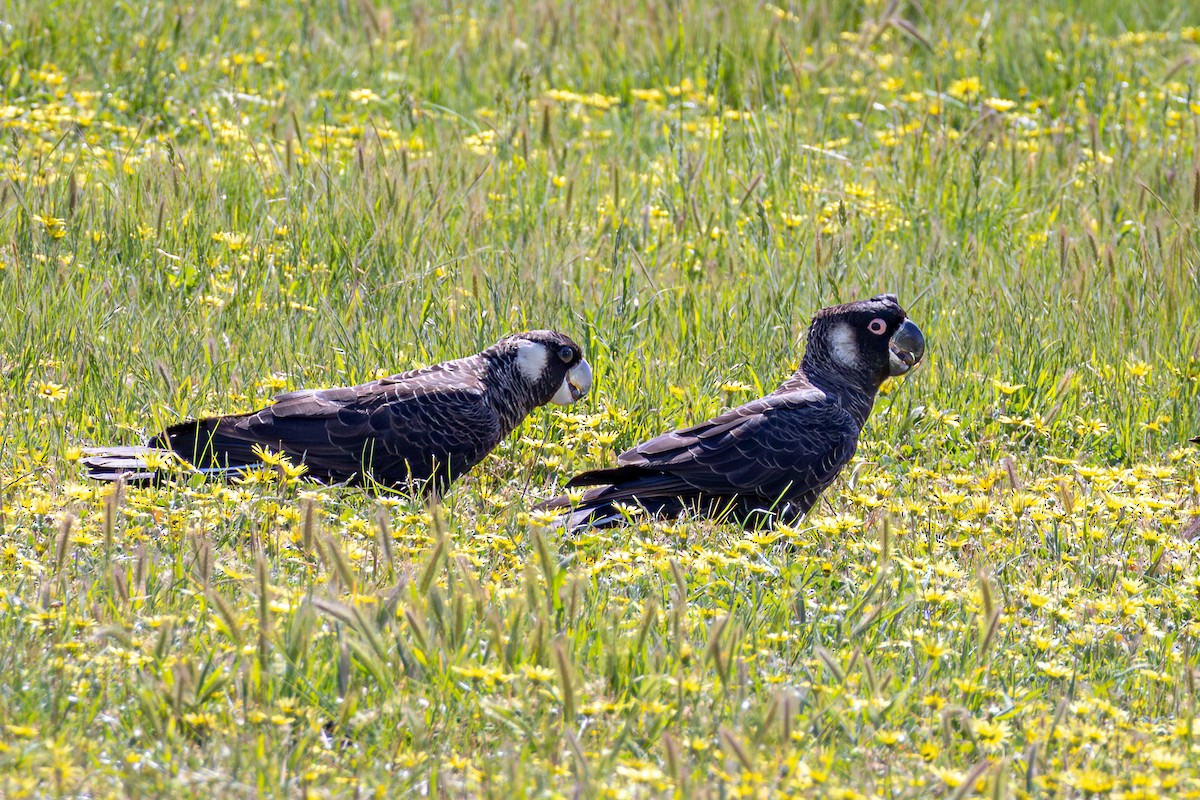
[152,377,502,489]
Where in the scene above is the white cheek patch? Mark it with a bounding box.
[828,323,861,370]
[515,340,550,383]
[551,377,575,405]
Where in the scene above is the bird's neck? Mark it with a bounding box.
[482,357,546,432]
[781,361,878,429]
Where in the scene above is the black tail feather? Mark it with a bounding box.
[538,472,695,530]
[82,424,258,484]
[541,469,792,531]
[562,494,690,530]
[150,415,260,468]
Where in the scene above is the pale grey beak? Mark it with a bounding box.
[887,320,925,376]
[551,359,593,405]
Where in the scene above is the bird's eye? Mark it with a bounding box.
[867,318,888,335]
[557,345,575,363]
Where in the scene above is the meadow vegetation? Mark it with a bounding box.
[3,0,1200,796]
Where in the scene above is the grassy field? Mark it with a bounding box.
[3,0,1200,796]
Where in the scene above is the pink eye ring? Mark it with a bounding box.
[868,318,888,335]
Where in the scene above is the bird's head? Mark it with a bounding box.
[491,330,593,406]
[804,294,925,389]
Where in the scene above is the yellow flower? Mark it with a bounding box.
[521,664,556,683]
[972,718,1011,748]
[348,87,381,104]
[1073,416,1110,437]
[280,460,308,480]
[1071,769,1114,794]
[31,213,67,239]
[251,444,286,466]
[1125,359,1152,379]
[212,230,249,251]
[875,729,904,747]
[928,408,961,428]
[462,129,498,156]
[1038,660,1072,679]
[141,449,179,471]
[37,381,68,402]
[921,639,951,659]
[182,711,216,729]
[947,76,983,101]
[1148,746,1184,770]
[931,767,967,788]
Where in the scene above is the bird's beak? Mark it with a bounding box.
[551,359,593,405]
[887,320,925,376]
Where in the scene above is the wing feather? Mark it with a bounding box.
[605,389,858,509]
[156,364,502,489]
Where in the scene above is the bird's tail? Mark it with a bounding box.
[536,488,687,532]
[149,416,259,465]
[537,494,638,531]
[81,446,186,484]
[536,464,695,531]
[84,415,278,485]
[539,464,792,531]
[82,446,256,483]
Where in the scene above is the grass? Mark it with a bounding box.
[2,0,1200,795]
